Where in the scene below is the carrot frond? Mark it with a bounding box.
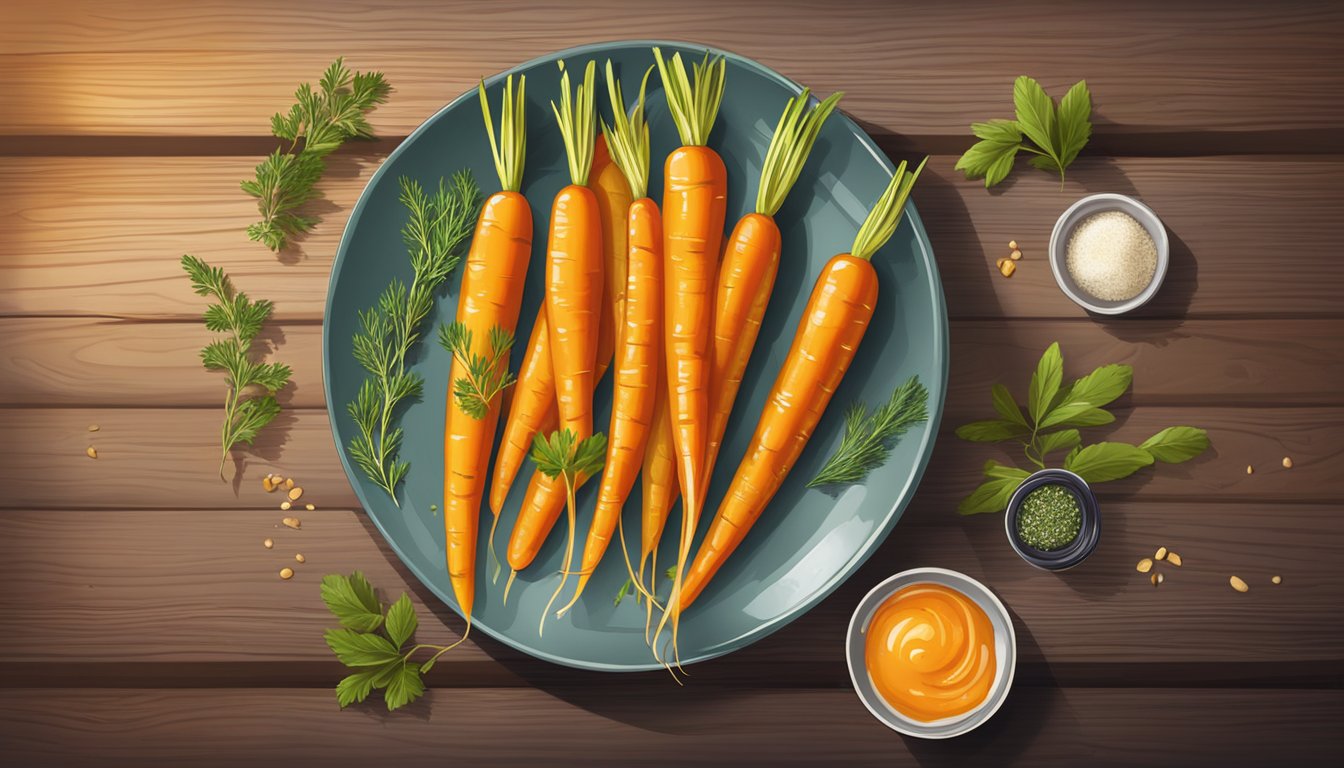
[479,74,527,193]
[601,60,654,199]
[551,60,598,187]
[653,48,726,147]
[756,90,843,217]
[851,156,928,261]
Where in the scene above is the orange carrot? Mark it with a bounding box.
[677,158,927,611]
[443,74,531,624]
[537,59,602,629]
[592,134,633,365]
[640,381,679,584]
[650,48,728,668]
[703,90,842,485]
[557,63,661,616]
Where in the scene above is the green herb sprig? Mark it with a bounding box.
[436,322,517,420]
[809,375,929,487]
[322,572,460,712]
[955,76,1092,189]
[614,566,678,607]
[349,173,480,505]
[528,429,607,631]
[181,255,292,478]
[242,58,390,252]
[956,343,1210,514]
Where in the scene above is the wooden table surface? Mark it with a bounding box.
[2,1,1342,765]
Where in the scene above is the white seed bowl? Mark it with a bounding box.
[845,567,1017,739]
[1048,193,1170,315]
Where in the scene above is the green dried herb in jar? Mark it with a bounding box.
[1016,484,1081,550]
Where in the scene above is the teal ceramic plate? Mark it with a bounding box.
[324,40,947,671]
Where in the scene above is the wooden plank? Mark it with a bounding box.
[1,406,1334,510]
[4,317,1341,408]
[2,0,1342,144]
[1,504,1338,674]
[1,688,1339,767]
[3,155,1343,320]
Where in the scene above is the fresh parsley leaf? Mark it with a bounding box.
[1037,429,1081,457]
[1028,342,1063,424]
[530,430,608,483]
[383,663,426,712]
[956,76,1092,188]
[336,671,378,708]
[1057,364,1132,412]
[956,419,1028,443]
[983,460,1031,481]
[992,383,1027,427]
[1054,407,1116,428]
[809,376,929,487]
[181,255,291,478]
[320,572,384,632]
[1139,427,1210,464]
[958,475,1027,515]
[323,629,401,668]
[384,593,418,648]
[438,321,518,421]
[1064,442,1155,483]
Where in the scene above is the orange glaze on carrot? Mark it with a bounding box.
[863,583,996,722]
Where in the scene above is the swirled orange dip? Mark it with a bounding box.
[864,583,996,722]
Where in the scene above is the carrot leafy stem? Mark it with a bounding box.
[181,255,291,478]
[851,156,927,261]
[551,59,597,186]
[242,58,390,252]
[601,60,653,199]
[755,89,843,217]
[479,74,527,193]
[348,173,480,505]
[808,376,928,487]
[437,322,517,420]
[653,47,726,148]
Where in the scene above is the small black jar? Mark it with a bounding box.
[1004,468,1100,571]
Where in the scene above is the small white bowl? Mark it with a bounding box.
[1048,193,1170,315]
[845,567,1017,739]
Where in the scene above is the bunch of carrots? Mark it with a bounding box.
[438,47,926,673]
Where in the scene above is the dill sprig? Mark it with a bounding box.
[181,255,292,478]
[436,322,517,420]
[808,376,928,487]
[348,172,480,505]
[242,58,391,252]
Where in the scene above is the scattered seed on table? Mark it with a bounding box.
[1155,546,1168,561]
[280,501,291,511]
[1229,575,1249,593]
[1156,573,1165,584]
[288,487,303,501]
[1150,573,1159,586]
[1282,456,1293,469]
[305,503,315,511]
[85,446,97,459]
[263,538,274,549]
[87,424,100,432]
[999,259,1017,277]
[295,553,305,563]
[1010,249,1023,260]
[1167,552,1183,567]
[1246,465,1254,475]
[262,476,275,492]
[279,567,294,580]
[1008,240,1018,250]
[282,517,301,530]
[285,478,295,490]
[1136,558,1153,573]
[1271,575,1282,585]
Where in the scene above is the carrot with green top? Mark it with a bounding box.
[440,73,531,625]
[703,89,842,485]
[649,47,728,669]
[556,62,662,617]
[675,157,927,611]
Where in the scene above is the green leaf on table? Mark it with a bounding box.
[323,629,401,668]
[1061,364,1132,411]
[1056,80,1093,167]
[1013,76,1059,168]
[958,475,1025,515]
[1037,429,1081,457]
[1064,442,1154,483]
[383,663,426,711]
[1054,407,1116,428]
[384,593,418,648]
[1139,427,1210,463]
[956,419,1028,443]
[991,383,1027,427]
[983,460,1032,481]
[336,670,378,708]
[1028,342,1063,424]
[954,130,1020,188]
[321,572,385,632]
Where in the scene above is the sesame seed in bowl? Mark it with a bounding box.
[1048,193,1170,315]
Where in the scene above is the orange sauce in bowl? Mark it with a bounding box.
[863,582,997,722]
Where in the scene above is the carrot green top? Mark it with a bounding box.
[755,89,843,217]
[600,60,654,200]
[653,48,726,148]
[478,74,526,193]
[851,157,928,261]
[551,60,598,187]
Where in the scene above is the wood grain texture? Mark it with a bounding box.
[2,688,1340,767]
[1,0,1341,145]
[2,505,1338,672]
[4,155,1344,320]
[1,406,1333,510]
[4,317,1341,408]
